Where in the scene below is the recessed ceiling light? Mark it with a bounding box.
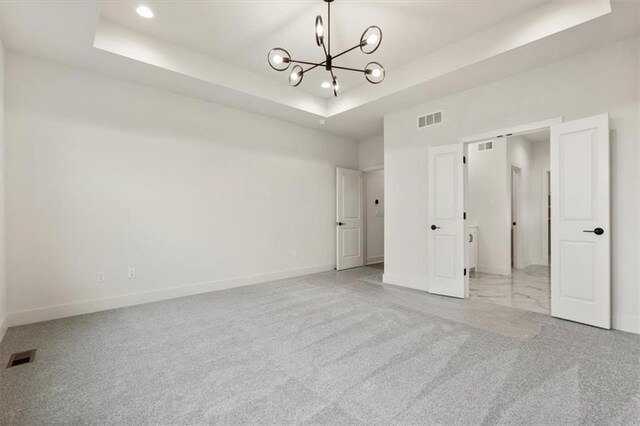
[136,5,154,19]
[321,81,332,89]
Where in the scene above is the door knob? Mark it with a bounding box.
[337,222,345,226]
[430,225,441,230]
[583,227,604,235]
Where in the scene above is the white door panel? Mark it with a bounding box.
[336,168,364,270]
[551,113,610,329]
[428,144,467,298]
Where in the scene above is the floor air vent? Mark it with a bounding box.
[6,349,36,368]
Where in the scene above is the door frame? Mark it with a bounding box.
[511,166,522,269]
[460,118,562,275]
[545,170,551,265]
[458,117,561,300]
[459,118,563,144]
[362,165,384,267]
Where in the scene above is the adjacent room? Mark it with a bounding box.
[467,129,551,314]
[0,1,639,424]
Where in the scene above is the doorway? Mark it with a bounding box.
[466,130,551,314]
[427,114,611,328]
[364,168,384,271]
[335,166,384,272]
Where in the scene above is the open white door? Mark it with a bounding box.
[428,144,467,298]
[551,113,610,329]
[336,168,364,270]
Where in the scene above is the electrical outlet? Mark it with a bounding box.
[293,250,299,259]
[97,271,106,283]
[128,268,136,279]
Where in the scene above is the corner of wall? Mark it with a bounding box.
[0,317,6,345]
[636,33,640,337]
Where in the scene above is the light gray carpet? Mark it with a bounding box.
[1,266,639,424]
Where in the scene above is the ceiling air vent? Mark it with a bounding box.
[417,111,443,129]
[477,141,494,152]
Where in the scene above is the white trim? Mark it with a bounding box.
[510,165,523,269]
[363,167,384,272]
[477,265,512,276]
[459,117,563,144]
[6,263,335,328]
[382,273,427,292]
[362,164,384,172]
[529,258,549,267]
[0,315,7,344]
[612,314,640,335]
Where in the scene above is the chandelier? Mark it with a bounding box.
[267,0,385,97]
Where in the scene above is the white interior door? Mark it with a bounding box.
[336,168,364,270]
[428,144,467,298]
[551,113,610,329]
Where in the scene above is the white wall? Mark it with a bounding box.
[529,140,550,266]
[0,39,6,341]
[358,135,384,170]
[467,139,511,275]
[5,53,358,326]
[365,169,384,264]
[468,135,545,274]
[384,37,640,333]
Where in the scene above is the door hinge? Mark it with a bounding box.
[463,156,466,164]
[464,268,467,276]
[463,212,467,220]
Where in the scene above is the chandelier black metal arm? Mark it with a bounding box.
[332,43,363,61]
[332,65,366,73]
[267,0,385,97]
[290,60,325,67]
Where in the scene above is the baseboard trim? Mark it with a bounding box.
[477,265,512,276]
[613,313,640,335]
[7,265,637,336]
[366,256,384,265]
[529,258,549,266]
[6,263,336,328]
[382,273,427,292]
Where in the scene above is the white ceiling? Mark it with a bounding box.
[100,0,547,98]
[521,130,550,144]
[1,1,638,140]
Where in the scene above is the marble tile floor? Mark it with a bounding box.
[470,265,551,315]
